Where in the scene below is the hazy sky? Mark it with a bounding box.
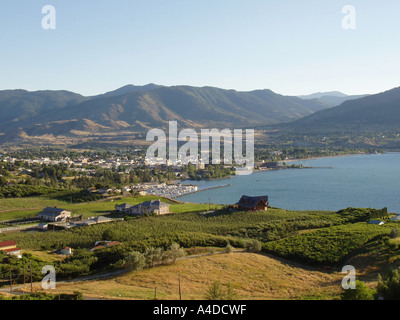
[1,0,399,96]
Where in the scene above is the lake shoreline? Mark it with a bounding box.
[177,153,400,212]
[172,183,232,199]
[282,152,369,163]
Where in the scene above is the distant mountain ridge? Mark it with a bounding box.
[298,91,369,106]
[1,84,397,147]
[298,91,349,99]
[286,86,400,132]
[0,90,87,128]
[0,84,332,145]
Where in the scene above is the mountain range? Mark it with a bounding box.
[0,84,398,146]
[286,86,400,133]
[298,91,369,107]
[0,85,332,145]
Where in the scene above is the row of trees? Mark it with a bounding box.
[254,147,372,162]
[125,243,186,271]
[183,164,232,180]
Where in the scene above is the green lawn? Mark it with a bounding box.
[0,197,69,213]
[0,195,218,222]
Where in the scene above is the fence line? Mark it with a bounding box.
[0,225,37,233]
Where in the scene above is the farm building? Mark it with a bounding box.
[236,195,269,212]
[37,223,49,231]
[92,216,114,224]
[38,207,72,222]
[0,240,22,258]
[47,222,73,231]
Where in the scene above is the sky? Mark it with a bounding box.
[0,0,399,96]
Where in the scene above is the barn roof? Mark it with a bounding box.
[0,240,18,248]
[236,195,269,209]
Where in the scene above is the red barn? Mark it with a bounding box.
[0,240,22,258]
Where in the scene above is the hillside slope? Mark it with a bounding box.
[31,252,343,300]
[0,85,331,145]
[285,87,400,132]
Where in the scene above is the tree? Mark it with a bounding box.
[246,239,262,253]
[225,283,237,300]
[377,267,400,300]
[204,281,225,300]
[204,281,237,300]
[0,175,7,186]
[341,281,375,300]
[225,243,233,253]
[101,229,116,241]
[144,247,164,268]
[390,228,400,239]
[164,243,186,264]
[126,251,146,271]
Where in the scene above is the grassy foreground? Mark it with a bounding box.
[31,252,344,300]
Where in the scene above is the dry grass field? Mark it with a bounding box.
[33,252,344,300]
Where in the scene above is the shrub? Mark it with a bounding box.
[390,228,400,239]
[341,281,375,300]
[204,281,237,300]
[144,247,164,268]
[125,251,146,271]
[163,243,186,264]
[377,268,400,300]
[225,243,233,253]
[246,239,262,253]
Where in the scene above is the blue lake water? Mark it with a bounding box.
[178,153,400,213]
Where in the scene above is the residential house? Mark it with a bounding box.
[0,240,22,258]
[369,220,385,225]
[98,187,112,195]
[90,241,121,251]
[257,161,279,169]
[60,247,72,255]
[87,187,97,193]
[38,207,72,222]
[128,200,170,216]
[115,203,133,212]
[236,195,269,212]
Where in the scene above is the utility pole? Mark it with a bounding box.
[9,269,13,294]
[29,260,33,294]
[178,272,182,300]
[23,259,26,285]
